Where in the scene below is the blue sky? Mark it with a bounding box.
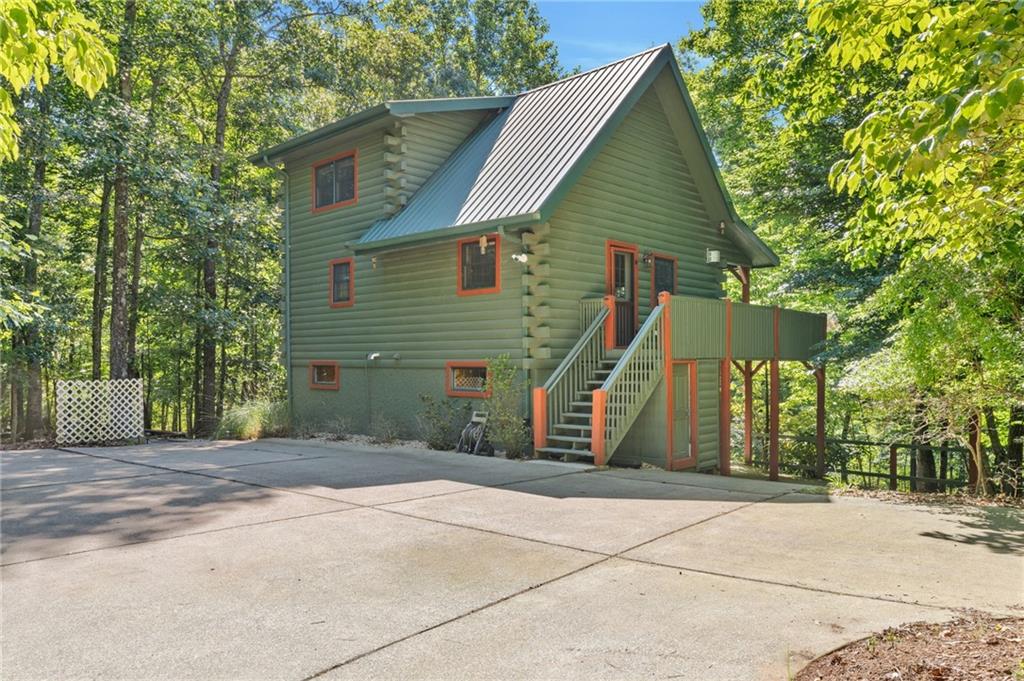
[536,1,707,71]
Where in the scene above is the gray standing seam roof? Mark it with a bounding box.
[356,45,665,248]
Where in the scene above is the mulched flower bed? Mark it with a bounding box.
[796,612,1024,680]
[830,486,1023,509]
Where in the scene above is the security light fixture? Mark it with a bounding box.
[367,352,381,360]
[511,253,528,264]
[706,248,725,268]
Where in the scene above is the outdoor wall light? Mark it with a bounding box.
[479,235,489,254]
[371,256,378,270]
[705,248,724,267]
[511,253,528,263]
[367,352,381,360]
[641,250,654,266]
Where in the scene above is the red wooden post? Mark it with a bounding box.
[769,359,780,481]
[532,387,547,451]
[889,443,899,490]
[768,306,780,481]
[743,363,753,464]
[815,365,826,479]
[719,300,733,475]
[591,389,607,466]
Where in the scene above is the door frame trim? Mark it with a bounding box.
[666,359,698,470]
[604,240,639,348]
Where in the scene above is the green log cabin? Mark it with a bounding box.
[253,44,827,476]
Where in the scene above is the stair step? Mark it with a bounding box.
[576,390,596,398]
[569,400,593,408]
[561,411,593,420]
[600,359,619,367]
[594,368,612,375]
[537,446,595,458]
[553,423,592,431]
[586,380,604,387]
[547,434,592,444]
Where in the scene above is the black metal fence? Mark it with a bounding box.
[745,434,970,492]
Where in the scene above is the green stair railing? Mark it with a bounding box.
[592,304,664,464]
[535,300,610,450]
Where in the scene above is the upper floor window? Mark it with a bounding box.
[652,254,677,305]
[457,234,501,296]
[329,257,354,308]
[313,150,357,212]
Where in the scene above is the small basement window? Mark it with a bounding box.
[313,151,357,212]
[652,254,677,305]
[329,257,354,308]
[457,234,500,295]
[446,361,490,398]
[309,361,339,390]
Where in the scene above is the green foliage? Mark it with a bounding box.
[417,393,470,450]
[215,400,289,440]
[485,353,529,458]
[0,0,115,162]
[683,0,1023,489]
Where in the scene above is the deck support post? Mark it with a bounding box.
[743,362,753,464]
[815,365,826,479]
[532,387,547,452]
[592,389,607,466]
[719,300,732,475]
[769,306,781,481]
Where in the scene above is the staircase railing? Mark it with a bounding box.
[533,300,610,451]
[592,304,664,464]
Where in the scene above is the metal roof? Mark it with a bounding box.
[356,45,666,250]
[250,96,515,165]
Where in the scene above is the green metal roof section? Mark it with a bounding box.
[355,45,665,251]
[354,44,778,267]
[250,96,515,165]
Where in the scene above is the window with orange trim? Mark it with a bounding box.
[457,234,500,295]
[328,257,354,308]
[309,361,340,390]
[445,361,491,398]
[312,150,357,212]
[651,254,677,306]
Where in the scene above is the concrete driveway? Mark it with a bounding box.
[2,439,1021,680]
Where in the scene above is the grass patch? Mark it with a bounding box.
[216,401,290,440]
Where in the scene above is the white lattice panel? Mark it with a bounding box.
[56,379,144,445]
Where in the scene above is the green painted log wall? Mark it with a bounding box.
[284,110,513,435]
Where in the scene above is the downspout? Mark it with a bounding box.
[266,154,293,421]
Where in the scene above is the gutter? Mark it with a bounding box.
[348,213,540,254]
[265,154,294,420]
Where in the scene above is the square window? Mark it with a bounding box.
[313,152,357,211]
[446,362,490,397]
[457,235,500,295]
[329,258,353,307]
[309,361,339,390]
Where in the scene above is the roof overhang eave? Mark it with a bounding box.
[350,213,541,254]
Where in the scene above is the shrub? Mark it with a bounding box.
[370,413,400,445]
[417,394,471,450]
[216,400,289,440]
[486,354,530,458]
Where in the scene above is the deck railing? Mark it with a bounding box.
[592,304,664,464]
[579,296,606,332]
[535,301,610,450]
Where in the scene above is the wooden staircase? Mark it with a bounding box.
[534,296,667,466]
[536,357,618,460]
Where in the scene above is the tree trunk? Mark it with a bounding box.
[91,178,112,379]
[127,211,143,377]
[109,0,137,380]
[983,406,1007,466]
[196,44,239,436]
[1007,404,1023,496]
[911,400,937,492]
[21,151,46,439]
